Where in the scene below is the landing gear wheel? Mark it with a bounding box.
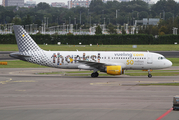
[91,72,99,78]
[148,74,152,78]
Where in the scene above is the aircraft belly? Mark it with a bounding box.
[54,63,80,69]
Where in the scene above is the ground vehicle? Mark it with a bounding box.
[173,95,179,110]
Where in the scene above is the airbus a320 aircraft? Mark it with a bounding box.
[10,25,172,78]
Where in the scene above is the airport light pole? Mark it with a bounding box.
[116,9,120,26]
[107,18,110,24]
[88,9,89,27]
[80,11,81,25]
[47,17,49,29]
[102,10,104,24]
[163,10,165,20]
[104,18,105,32]
[90,14,91,28]
[74,18,76,32]
[69,16,71,25]
[63,18,66,24]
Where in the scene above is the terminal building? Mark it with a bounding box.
[51,2,67,8]
[2,0,24,7]
[135,18,160,26]
[68,0,91,9]
[24,0,36,8]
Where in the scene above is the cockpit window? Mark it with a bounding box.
[158,57,166,60]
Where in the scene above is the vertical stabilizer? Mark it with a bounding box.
[13,25,41,52]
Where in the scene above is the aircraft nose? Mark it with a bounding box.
[167,60,172,67]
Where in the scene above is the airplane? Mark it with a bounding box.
[10,25,172,78]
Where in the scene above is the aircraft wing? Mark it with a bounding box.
[78,60,108,70]
[78,60,126,70]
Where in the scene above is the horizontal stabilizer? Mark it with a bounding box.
[10,52,31,60]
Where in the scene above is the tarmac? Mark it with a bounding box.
[0,68,179,120]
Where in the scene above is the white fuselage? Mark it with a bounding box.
[41,51,172,70]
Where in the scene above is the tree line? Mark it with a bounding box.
[1,34,179,45]
[0,0,179,35]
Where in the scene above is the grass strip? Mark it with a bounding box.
[0,60,47,68]
[1,44,179,51]
[168,58,179,66]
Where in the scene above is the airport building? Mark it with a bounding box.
[51,2,66,8]
[2,0,24,7]
[24,0,36,8]
[68,0,91,9]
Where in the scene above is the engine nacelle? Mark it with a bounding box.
[105,66,124,75]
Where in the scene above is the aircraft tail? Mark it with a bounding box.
[11,25,52,67]
[13,25,41,52]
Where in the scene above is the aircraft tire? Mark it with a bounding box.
[91,72,99,78]
[148,74,152,78]
[96,72,99,77]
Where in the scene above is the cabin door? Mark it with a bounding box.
[147,53,153,64]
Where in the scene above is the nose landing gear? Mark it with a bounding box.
[148,74,152,78]
[148,69,152,78]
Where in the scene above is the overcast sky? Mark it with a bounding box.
[0,0,68,5]
[0,0,179,5]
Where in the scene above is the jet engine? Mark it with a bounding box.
[105,66,124,75]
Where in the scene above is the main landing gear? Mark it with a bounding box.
[91,72,99,78]
[148,69,152,78]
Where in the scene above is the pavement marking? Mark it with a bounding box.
[13,80,36,83]
[90,81,179,86]
[0,78,12,84]
[90,82,121,86]
[156,108,173,120]
[0,78,36,84]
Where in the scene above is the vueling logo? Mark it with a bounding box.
[132,53,144,57]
